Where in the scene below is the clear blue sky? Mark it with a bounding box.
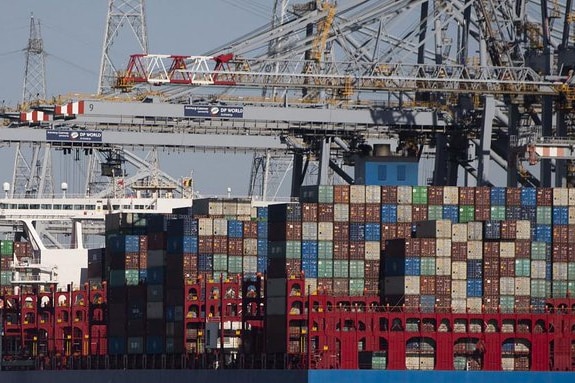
[0,1,283,197]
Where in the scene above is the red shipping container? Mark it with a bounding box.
[404,295,420,310]
[364,260,380,279]
[435,295,451,313]
[483,258,499,278]
[318,203,334,222]
[397,223,412,238]
[552,243,569,262]
[317,278,333,293]
[483,295,500,313]
[227,238,243,256]
[213,236,229,253]
[333,222,349,240]
[569,225,575,242]
[569,244,575,262]
[364,278,379,295]
[243,221,258,239]
[381,186,397,204]
[458,187,475,205]
[515,240,531,259]
[381,224,398,242]
[536,187,553,206]
[333,185,350,204]
[553,225,569,244]
[483,278,500,296]
[349,203,366,223]
[501,221,517,240]
[302,203,318,222]
[139,252,148,269]
[483,242,500,257]
[420,276,436,295]
[333,240,350,260]
[349,241,365,260]
[474,205,491,221]
[428,186,444,205]
[364,203,381,222]
[499,258,515,277]
[198,236,213,253]
[285,259,302,277]
[286,222,302,240]
[436,276,451,295]
[475,187,491,206]
[406,239,421,257]
[506,187,521,206]
[412,205,428,221]
[451,242,467,261]
[333,278,349,295]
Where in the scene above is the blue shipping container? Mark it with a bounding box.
[490,187,506,205]
[302,260,318,278]
[256,206,268,220]
[302,241,318,257]
[520,206,536,222]
[505,206,521,221]
[257,255,268,273]
[442,205,459,223]
[552,207,569,225]
[257,221,268,238]
[381,204,398,223]
[520,187,537,206]
[198,254,214,272]
[147,266,164,284]
[534,224,552,243]
[108,337,126,355]
[365,223,381,241]
[420,295,435,312]
[467,260,483,279]
[146,336,165,354]
[228,220,244,238]
[466,279,483,297]
[257,239,268,255]
[404,257,421,276]
[483,221,501,240]
[350,223,366,241]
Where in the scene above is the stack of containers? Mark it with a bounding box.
[256,206,269,274]
[0,240,13,292]
[552,188,572,299]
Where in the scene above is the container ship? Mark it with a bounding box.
[0,185,574,383]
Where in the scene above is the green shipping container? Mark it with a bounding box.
[568,262,575,281]
[228,256,243,274]
[286,241,301,259]
[530,279,548,298]
[213,254,228,271]
[318,241,333,259]
[552,280,568,298]
[536,206,552,225]
[515,259,530,277]
[530,242,547,260]
[458,205,475,223]
[427,205,443,220]
[420,258,436,276]
[499,296,515,313]
[125,269,140,286]
[0,240,13,256]
[318,185,334,203]
[490,206,506,221]
[349,279,364,295]
[333,260,349,278]
[318,260,333,278]
[349,260,365,278]
[412,186,428,205]
[1,271,11,285]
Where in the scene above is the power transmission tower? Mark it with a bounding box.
[22,14,46,104]
[98,0,148,95]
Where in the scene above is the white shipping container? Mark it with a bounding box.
[501,357,515,371]
[208,201,224,216]
[198,218,214,236]
[531,261,547,279]
[467,222,483,240]
[243,238,258,256]
[397,205,413,223]
[302,222,318,240]
[500,242,515,258]
[451,298,467,313]
[569,188,575,206]
[350,185,366,203]
[553,188,569,206]
[213,218,228,236]
[243,256,257,273]
[318,222,333,241]
[452,224,468,242]
[236,201,252,216]
[405,276,420,295]
[148,250,165,267]
[436,239,452,257]
[500,277,515,295]
[553,262,568,280]
[333,204,349,222]
[365,241,381,260]
[365,185,381,203]
[451,280,467,299]
[515,277,531,295]
[569,206,575,224]
[443,186,459,205]
[223,201,238,216]
[414,220,452,239]
[397,186,413,204]
[305,278,318,294]
[451,261,467,280]
[467,298,482,314]
[515,220,531,240]
[436,257,451,276]
[467,241,483,259]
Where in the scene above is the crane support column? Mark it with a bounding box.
[291,152,305,199]
[317,138,331,185]
[477,95,495,186]
[507,104,520,187]
[432,134,449,186]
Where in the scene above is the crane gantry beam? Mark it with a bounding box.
[119,53,564,97]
